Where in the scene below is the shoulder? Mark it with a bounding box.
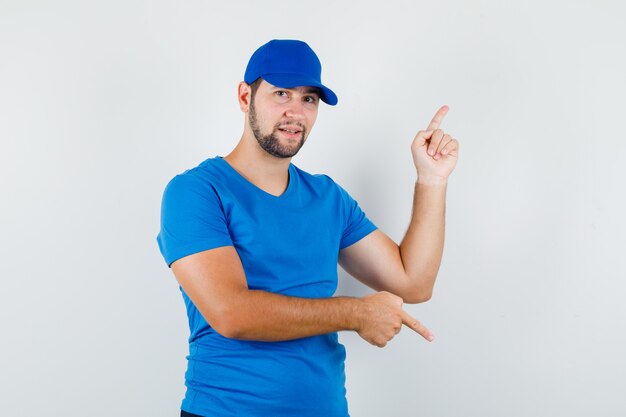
[291,163,344,194]
[162,156,224,199]
[165,157,223,186]
[293,166,363,214]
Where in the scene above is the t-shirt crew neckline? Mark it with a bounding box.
[215,156,295,199]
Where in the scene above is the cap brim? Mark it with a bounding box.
[262,74,338,106]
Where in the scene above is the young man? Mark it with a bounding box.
[157,39,459,417]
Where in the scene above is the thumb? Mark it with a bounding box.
[413,130,435,147]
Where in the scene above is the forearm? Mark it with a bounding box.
[223,290,364,342]
[399,178,447,297]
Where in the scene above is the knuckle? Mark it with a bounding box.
[371,338,381,347]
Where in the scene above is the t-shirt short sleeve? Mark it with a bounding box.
[157,174,233,267]
[336,182,378,250]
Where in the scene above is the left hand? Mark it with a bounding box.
[410,105,459,183]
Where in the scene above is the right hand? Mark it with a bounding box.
[356,291,434,348]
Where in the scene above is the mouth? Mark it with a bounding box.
[277,126,303,138]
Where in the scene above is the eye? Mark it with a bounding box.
[304,96,318,104]
[275,91,288,97]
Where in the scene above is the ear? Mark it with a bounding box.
[238,81,251,113]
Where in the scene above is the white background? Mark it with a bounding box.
[2,1,625,416]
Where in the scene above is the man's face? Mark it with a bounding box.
[248,80,320,158]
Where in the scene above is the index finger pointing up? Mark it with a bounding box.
[426,105,449,131]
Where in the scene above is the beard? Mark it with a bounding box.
[249,99,307,158]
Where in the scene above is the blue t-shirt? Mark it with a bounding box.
[157,156,377,417]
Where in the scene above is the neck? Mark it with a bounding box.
[223,133,292,196]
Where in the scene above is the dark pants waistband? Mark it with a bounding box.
[181,410,204,417]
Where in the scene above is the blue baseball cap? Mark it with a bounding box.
[244,39,338,106]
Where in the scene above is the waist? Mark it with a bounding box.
[184,333,348,415]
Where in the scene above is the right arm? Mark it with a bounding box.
[171,246,434,346]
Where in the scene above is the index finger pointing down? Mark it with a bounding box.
[401,310,435,342]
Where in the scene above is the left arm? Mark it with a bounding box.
[338,105,459,304]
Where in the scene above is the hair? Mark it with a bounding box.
[249,77,263,103]
[248,77,323,104]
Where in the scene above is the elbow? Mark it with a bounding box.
[213,320,240,339]
[402,286,433,304]
[403,286,433,304]
[403,271,438,304]
[207,305,244,339]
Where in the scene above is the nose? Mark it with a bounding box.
[284,100,306,120]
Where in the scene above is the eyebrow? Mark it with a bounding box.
[303,88,321,95]
[272,86,321,96]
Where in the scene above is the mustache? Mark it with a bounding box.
[275,121,306,131]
